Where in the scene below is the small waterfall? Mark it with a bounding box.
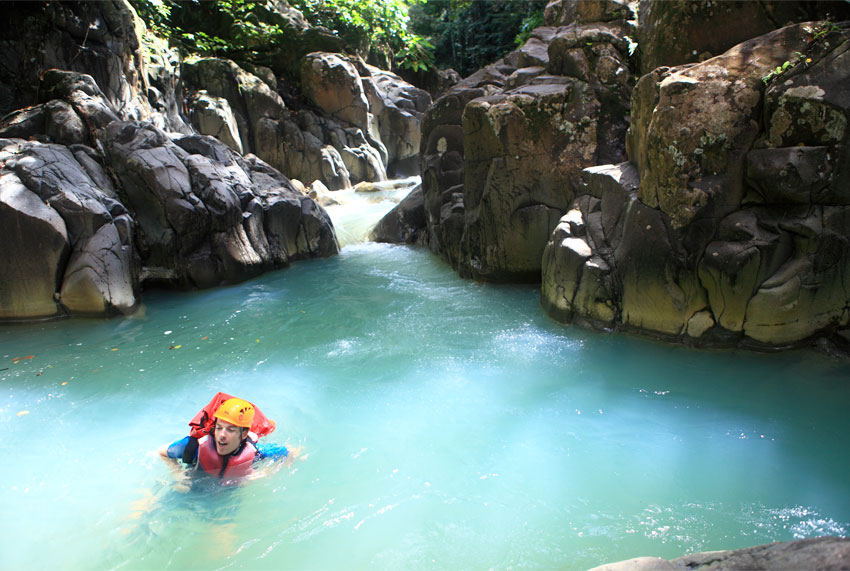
[322,176,420,246]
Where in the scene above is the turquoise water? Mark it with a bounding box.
[2,198,850,569]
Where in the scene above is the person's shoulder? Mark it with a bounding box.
[165,435,192,460]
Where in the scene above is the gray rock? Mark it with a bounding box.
[59,220,136,315]
[589,536,850,571]
[542,21,850,349]
[0,169,69,319]
[421,14,633,282]
[103,122,338,288]
[636,0,850,76]
[188,90,244,154]
[370,185,428,246]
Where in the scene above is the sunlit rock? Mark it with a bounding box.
[188,90,243,154]
[543,21,850,349]
[0,167,69,319]
[635,0,850,75]
[421,16,633,282]
[360,62,432,177]
[301,52,370,129]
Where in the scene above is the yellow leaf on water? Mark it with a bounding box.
[255,339,260,343]
[61,382,68,386]
[17,410,29,416]
[175,345,182,349]
[111,348,119,351]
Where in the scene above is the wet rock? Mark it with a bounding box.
[589,536,850,571]
[370,185,428,246]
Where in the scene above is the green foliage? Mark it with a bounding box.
[409,0,548,77]
[130,0,286,59]
[129,0,550,78]
[288,0,433,71]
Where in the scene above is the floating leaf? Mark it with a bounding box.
[111,348,119,351]
[17,410,29,416]
[61,382,68,386]
[201,336,209,341]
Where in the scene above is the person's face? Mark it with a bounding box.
[214,419,246,456]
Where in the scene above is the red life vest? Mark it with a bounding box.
[197,435,257,480]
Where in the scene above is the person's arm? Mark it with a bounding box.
[158,436,193,492]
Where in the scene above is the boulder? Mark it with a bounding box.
[188,90,243,154]
[421,17,633,281]
[589,536,850,571]
[182,57,287,156]
[0,0,189,132]
[636,0,850,75]
[626,24,821,230]
[103,122,338,288]
[462,80,601,282]
[543,21,850,348]
[0,138,137,318]
[182,56,416,191]
[370,185,428,246]
[544,0,634,27]
[360,62,432,177]
[0,167,69,319]
[301,52,370,129]
[59,219,136,315]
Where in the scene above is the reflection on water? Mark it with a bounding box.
[1,188,849,570]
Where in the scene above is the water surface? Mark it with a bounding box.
[1,195,849,570]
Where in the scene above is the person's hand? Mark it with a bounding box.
[283,445,303,468]
[173,471,191,493]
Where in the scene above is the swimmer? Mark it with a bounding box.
[159,394,299,490]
